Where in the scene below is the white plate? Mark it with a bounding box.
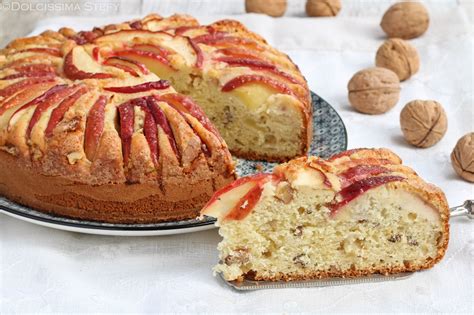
[0,208,216,236]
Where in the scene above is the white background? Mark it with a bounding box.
[1,1,473,313]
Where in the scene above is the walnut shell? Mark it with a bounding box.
[381,2,430,39]
[245,0,287,17]
[348,67,400,114]
[376,38,420,81]
[400,100,447,148]
[306,0,341,17]
[451,133,474,182]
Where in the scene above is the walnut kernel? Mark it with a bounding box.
[275,181,294,204]
[224,248,249,266]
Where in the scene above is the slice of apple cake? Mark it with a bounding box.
[201,148,450,281]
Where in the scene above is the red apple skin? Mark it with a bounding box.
[45,86,88,138]
[339,165,389,188]
[193,33,264,51]
[0,64,56,80]
[103,57,149,77]
[215,48,262,60]
[329,175,405,215]
[106,62,139,77]
[221,74,294,96]
[156,93,221,141]
[215,57,301,84]
[328,149,366,161]
[133,98,159,166]
[10,84,69,127]
[92,47,100,61]
[187,38,203,68]
[71,31,100,45]
[13,64,56,73]
[224,184,265,221]
[26,85,79,138]
[223,174,280,221]
[191,32,227,44]
[129,20,143,30]
[117,101,135,166]
[104,80,170,93]
[63,50,114,80]
[113,50,171,68]
[203,173,274,211]
[84,95,108,160]
[93,29,174,44]
[103,57,139,77]
[19,48,62,57]
[131,44,170,58]
[0,77,56,98]
[0,71,56,81]
[215,57,275,69]
[146,96,178,157]
[174,26,200,35]
[1,64,57,80]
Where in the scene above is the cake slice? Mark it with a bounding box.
[201,148,450,281]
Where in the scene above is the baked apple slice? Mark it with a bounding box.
[104,80,170,93]
[113,49,175,78]
[222,75,294,96]
[8,85,69,128]
[202,174,277,221]
[329,175,405,215]
[94,29,173,44]
[26,85,80,137]
[0,77,57,99]
[117,101,135,166]
[103,56,149,77]
[16,47,62,57]
[45,86,88,137]
[215,57,300,84]
[1,64,57,80]
[146,96,178,156]
[155,93,221,140]
[64,46,113,80]
[84,95,108,160]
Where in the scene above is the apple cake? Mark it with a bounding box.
[0,14,312,223]
[201,148,450,281]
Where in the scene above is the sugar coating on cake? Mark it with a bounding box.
[201,148,450,281]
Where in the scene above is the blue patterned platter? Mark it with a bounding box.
[0,91,347,236]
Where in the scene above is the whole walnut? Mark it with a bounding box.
[306,0,341,17]
[348,67,400,114]
[400,100,447,148]
[381,2,430,39]
[451,133,474,182]
[376,38,420,81]
[245,0,287,17]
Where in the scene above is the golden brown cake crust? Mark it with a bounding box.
[0,151,234,223]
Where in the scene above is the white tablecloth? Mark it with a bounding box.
[1,2,473,313]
